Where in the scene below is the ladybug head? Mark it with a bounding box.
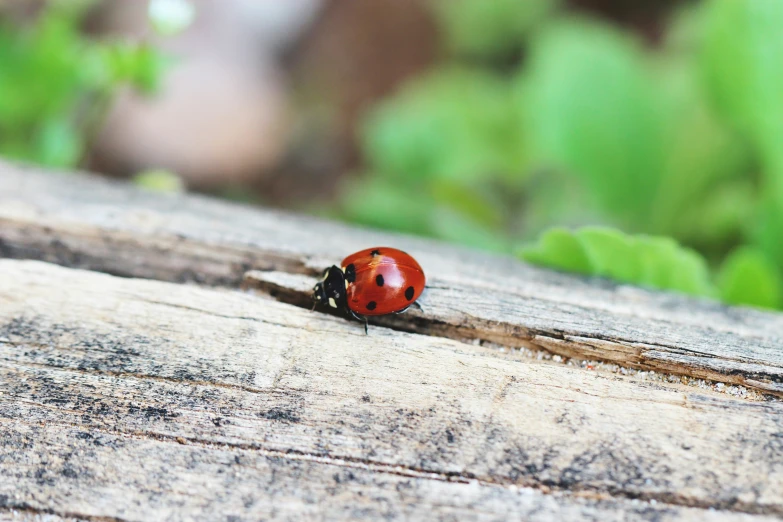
[312,281,326,304]
[312,265,346,310]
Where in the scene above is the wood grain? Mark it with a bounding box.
[0,259,781,520]
[1,163,782,396]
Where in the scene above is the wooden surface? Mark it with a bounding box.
[1,163,782,396]
[1,162,782,521]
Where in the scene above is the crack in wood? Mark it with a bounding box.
[0,504,129,522]
[129,296,295,329]
[245,271,783,399]
[3,207,782,399]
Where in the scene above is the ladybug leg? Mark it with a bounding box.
[395,302,422,314]
[347,309,369,334]
[392,300,423,316]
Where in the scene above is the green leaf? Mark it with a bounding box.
[0,1,169,169]
[430,208,510,253]
[362,68,530,186]
[431,0,560,57]
[430,178,505,230]
[633,236,684,290]
[718,247,782,310]
[665,248,715,297]
[750,195,783,273]
[128,44,168,95]
[0,5,84,129]
[649,54,751,240]
[525,19,666,228]
[34,117,83,167]
[674,179,755,256]
[133,169,185,192]
[701,0,783,163]
[701,0,783,220]
[577,228,639,283]
[700,0,783,272]
[664,3,707,54]
[101,42,167,95]
[520,227,715,297]
[339,176,436,237]
[518,227,592,274]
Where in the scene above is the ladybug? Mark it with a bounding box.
[312,247,425,333]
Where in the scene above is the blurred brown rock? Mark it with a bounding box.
[91,0,323,190]
[89,0,439,203]
[96,52,289,189]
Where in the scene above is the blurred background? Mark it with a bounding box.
[1,0,782,310]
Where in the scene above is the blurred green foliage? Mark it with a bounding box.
[0,0,167,169]
[430,0,560,58]
[521,227,715,297]
[345,0,783,311]
[133,168,184,193]
[717,246,782,310]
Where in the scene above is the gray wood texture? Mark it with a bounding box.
[1,162,782,520]
[1,163,781,395]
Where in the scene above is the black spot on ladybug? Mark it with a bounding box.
[405,286,415,301]
[370,249,381,257]
[375,274,384,287]
[345,263,356,283]
[366,301,377,311]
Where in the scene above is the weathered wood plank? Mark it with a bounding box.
[1,163,782,395]
[3,424,774,522]
[0,260,781,520]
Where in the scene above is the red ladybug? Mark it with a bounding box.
[312,247,425,332]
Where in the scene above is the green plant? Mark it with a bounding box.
[522,228,782,310]
[700,0,783,275]
[520,227,715,297]
[133,168,184,192]
[0,0,170,169]
[347,0,783,311]
[430,0,560,58]
[718,247,782,310]
[342,68,528,252]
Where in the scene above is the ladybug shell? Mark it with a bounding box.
[342,247,425,316]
